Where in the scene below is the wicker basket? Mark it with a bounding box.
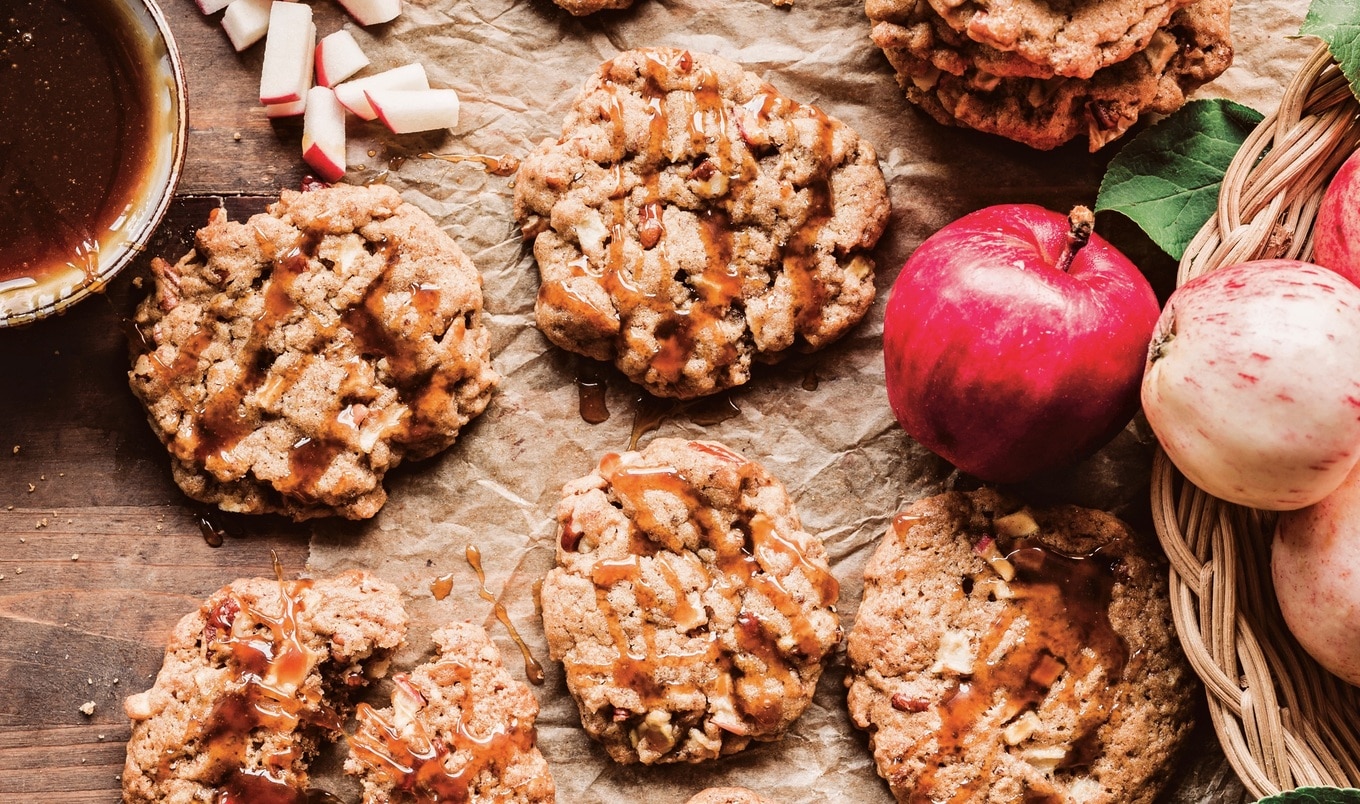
[1152,41,1360,798]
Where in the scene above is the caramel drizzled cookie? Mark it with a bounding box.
[540,438,842,764]
[515,48,889,399]
[345,624,555,803]
[122,571,408,803]
[846,489,1195,803]
[128,183,498,520]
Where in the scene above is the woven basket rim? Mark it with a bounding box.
[1153,40,1360,799]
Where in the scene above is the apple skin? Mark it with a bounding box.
[1142,259,1360,510]
[1273,460,1360,684]
[882,204,1160,484]
[1313,147,1360,288]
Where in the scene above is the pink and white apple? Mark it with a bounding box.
[366,87,459,134]
[195,0,233,16]
[315,30,370,88]
[258,1,315,105]
[221,0,271,51]
[333,63,428,120]
[302,86,346,182]
[265,98,307,118]
[1142,259,1360,510]
[336,0,401,26]
[1312,147,1360,287]
[1273,461,1360,684]
[882,204,1159,483]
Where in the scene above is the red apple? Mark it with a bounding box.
[1312,147,1360,287]
[333,63,428,120]
[221,0,270,51]
[1274,460,1360,684]
[366,88,459,134]
[315,29,370,88]
[301,86,346,182]
[883,204,1159,483]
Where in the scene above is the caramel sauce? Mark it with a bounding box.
[350,661,539,803]
[576,360,611,424]
[430,573,456,601]
[198,509,228,548]
[890,514,1130,801]
[418,151,521,177]
[625,393,741,448]
[466,545,546,685]
[0,0,155,285]
[575,445,838,740]
[541,50,841,394]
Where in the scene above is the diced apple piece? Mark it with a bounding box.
[366,88,459,134]
[196,0,233,15]
[332,63,428,120]
[265,98,307,118]
[302,86,347,182]
[336,0,401,26]
[259,1,315,105]
[315,30,370,88]
[221,0,270,51]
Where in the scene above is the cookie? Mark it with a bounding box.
[540,438,842,764]
[345,624,555,803]
[514,47,889,399]
[128,183,499,520]
[686,788,782,804]
[845,489,1195,803]
[873,0,1231,150]
[122,571,408,804]
[922,0,1195,79]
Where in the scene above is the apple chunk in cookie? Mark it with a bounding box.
[540,438,841,764]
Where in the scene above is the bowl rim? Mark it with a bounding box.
[0,0,188,329]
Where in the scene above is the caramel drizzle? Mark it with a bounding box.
[146,227,470,506]
[574,444,838,746]
[466,545,546,685]
[890,515,1130,802]
[349,664,538,802]
[543,50,841,392]
[417,151,521,177]
[172,566,333,802]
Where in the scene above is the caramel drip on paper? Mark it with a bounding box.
[466,545,546,686]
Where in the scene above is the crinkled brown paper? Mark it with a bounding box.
[300,0,1316,799]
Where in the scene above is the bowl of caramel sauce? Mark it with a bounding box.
[0,0,186,327]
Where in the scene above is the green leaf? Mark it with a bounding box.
[1256,787,1360,804]
[1095,98,1262,261]
[1301,0,1360,103]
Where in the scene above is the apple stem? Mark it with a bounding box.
[1055,206,1096,273]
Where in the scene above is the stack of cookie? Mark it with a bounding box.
[868,0,1234,150]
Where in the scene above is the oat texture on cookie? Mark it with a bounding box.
[128,183,499,520]
[540,438,842,764]
[515,48,890,399]
[845,489,1195,803]
[869,0,1232,150]
[345,623,555,803]
[121,571,408,803]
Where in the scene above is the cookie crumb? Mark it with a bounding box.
[26,483,35,493]
[10,445,18,454]
[79,701,95,716]
[71,553,79,561]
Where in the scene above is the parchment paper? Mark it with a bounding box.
[297,0,1318,799]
